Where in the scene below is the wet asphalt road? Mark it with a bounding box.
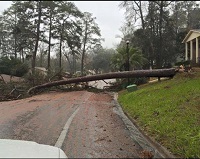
[0,90,162,158]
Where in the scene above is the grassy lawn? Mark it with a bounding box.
[118,71,200,158]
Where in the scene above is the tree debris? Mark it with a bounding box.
[28,68,176,94]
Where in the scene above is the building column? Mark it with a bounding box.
[185,42,188,61]
[196,37,199,63]
[190,40,193,61]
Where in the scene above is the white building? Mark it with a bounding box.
[182,29,200,65]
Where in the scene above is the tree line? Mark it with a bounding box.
[0,1,103,76]
[119,1,200,69]
[0,1,200,79]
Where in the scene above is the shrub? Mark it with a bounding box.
[175,60,190,66]
[0,56,28,77]
[15,63,29,77]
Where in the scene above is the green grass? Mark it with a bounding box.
[118,71,200,158]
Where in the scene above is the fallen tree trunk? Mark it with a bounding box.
[28,68,176,94]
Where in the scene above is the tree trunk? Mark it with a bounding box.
[81,22,88,76]
[59,23,64,70]
[40,51,43,67]
[65,54,73,74]
[32,1,42,74]
[157,1,164,69]
[135,1,145,30]
[59,35,62,70]
[48,10,52,71]
[14,33,17,59]
[14,12,17,59]
[72,51,76,74]
[22,48,24,63]
[149,1,156,69]
[28,68,176,94]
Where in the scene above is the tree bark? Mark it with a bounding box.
[81,21,88,76]
[134,1,145,30]
[14,11,17,59]
[28,68,176,94]
[64,53,73,74]
[48,10,52,71]
[72,51,76,74]
[157,1,164,69]
[32,1,42,74]
[22,48,24,63]
[59,22,64,70]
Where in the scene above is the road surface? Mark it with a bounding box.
[0,91,169,158]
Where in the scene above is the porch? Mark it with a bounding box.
[182,29,200,65]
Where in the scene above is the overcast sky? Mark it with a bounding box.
[0,1,125,49]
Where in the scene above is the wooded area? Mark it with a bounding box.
[0,1,200,90]
[0,1,200,78]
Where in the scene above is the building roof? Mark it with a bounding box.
[182,29,200,43]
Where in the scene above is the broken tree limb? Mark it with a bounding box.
[0,75,6,84]
[27,68,176,94]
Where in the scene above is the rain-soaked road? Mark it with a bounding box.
[0,90,170,158]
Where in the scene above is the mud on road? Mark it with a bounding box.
[0,90,171,158]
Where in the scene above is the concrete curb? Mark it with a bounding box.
[111,92,176,158]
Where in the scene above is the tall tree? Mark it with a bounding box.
[32,1,42,74]
[42,1,57,71]
[52,1,82,71]
[13,1,36,62]
[119,1,149,67]
[80,12,102,76]
[1,2,18,58]
[119,1,148,30]
[121,1,179,68]
[89,48,115,74]
[182,1,198,30]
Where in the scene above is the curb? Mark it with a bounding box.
[111,92,176,158]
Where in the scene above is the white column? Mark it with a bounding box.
[196,37,199,63]
[185,42,188,61]
[190,40,193,61]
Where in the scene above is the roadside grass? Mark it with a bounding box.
[118,71,200,158]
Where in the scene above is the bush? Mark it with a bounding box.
[162,63,172,68]
[130,77,148,85]
[0,57,14,75]
[175,60,190,66]
[0,56,29,77]
[120,77,148,89]
[15,63,29,77]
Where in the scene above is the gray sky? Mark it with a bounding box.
[0,1,125,49]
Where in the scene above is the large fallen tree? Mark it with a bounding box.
[28,68,176,94]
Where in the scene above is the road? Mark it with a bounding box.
[0,90,166,158]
